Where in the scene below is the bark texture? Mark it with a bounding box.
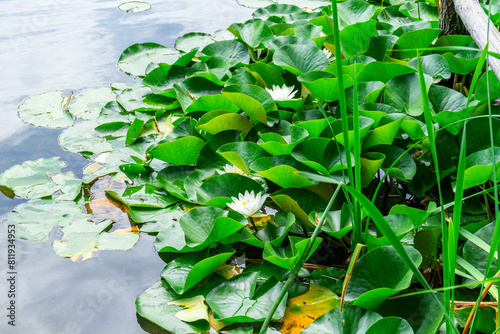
[453,0,500,79]
[439,0,466,36]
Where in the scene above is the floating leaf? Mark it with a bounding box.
[273,44,329,75]
[407,54,451,83]
[54,221,140,262]
[263,236,323,270]
[345,245,422,309]
[3,200,89,242]
[59,120,113,157]
[206,271,287,322]
[149,136,206,165]
[118,43,179,77]
[155,206,247,253]
[302,304,381,333]
[18,90,73,128]
[118,1,151,12]
[280,284,340,334]
[251,155,316,188]
[0,157,67,199]
[463,147,500,190]
[69,88,115,120]
[161,246,235,294]
[175,32,214,52]
[136,280,217,333]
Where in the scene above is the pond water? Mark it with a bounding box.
[0,1,254,332]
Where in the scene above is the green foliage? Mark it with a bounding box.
[6,1,500,333]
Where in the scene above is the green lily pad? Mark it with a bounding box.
[292,138,352,176]
[273,44,329,75]
[251,155,316,188]
[69,88,115,120]
[359,152,385,188]
[106,184,178,208]
[232,20,274,48]
[206,271,287,322]
[314,203,353,239]
[366,214,413,249]
[53,220,140,261]
[362,114,404,151]
[149,136,206,165]
[118,1,151,12]
[58,120,113,157]
[136,280,218,333]
[241,211,295,248]
[377,291,444,334]
[392,29,441,59]
[18,90,73,128]
[258,123,309,155]
[0,157,67,199]
[299,71,354,102]
[463,147,500,189]
[118,43,179,77]
[155,206,247,253]
[175,32,214,52]
[357,62,416,84]
[161,246,235,294]
[196,110,253,136]
[345,245,422,309]
[201,40,250,67]
[217,142,269,175]
[407,54,451,83]
[3,200,90,242]
[302,304,382,333]
[463,222,497,276]
[185,94,239,114]
[384,73,432,117]
[48,172,83,200]
[371,145,416,181]
[264,236,323,270]
[271,188,326,228]
[340,20,378,57]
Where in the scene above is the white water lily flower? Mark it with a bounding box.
[265,84,298,101]
[227,190,268,217]
[217,164,263,181]
[217,164,245,175]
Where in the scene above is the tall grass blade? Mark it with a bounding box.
[417,54,452,331]
[330,0,360,245]
[342,184,459,333]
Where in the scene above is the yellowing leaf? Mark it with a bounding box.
[168,295,209,322]
[279,284,340,334]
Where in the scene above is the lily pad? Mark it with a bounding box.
[58,120,113,157]
[118,43,179,77]
[3,200,90,242]
[69,88,115,120]
[54,221,140,261]
[206,271,287,322]
[0,157,67,199]
[263,236,323,270]
[18,90,73,128]
[161,246,235,294]
[345,245,422,309]
[118,1,151,12]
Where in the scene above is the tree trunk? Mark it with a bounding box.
[439,0,466,36]
[453,0,500,80]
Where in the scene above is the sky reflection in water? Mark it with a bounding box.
[0,1,253,333]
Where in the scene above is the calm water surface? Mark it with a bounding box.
[0,1,253,333]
